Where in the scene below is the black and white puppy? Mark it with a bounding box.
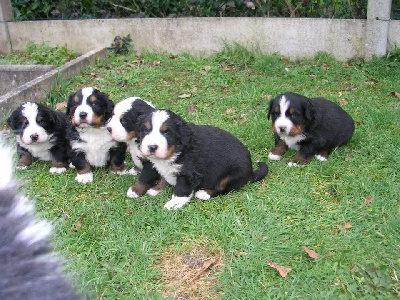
[131,109,269,210]
[66,87,127,183]
[7,102,70,174]
[106,97,168,197]
[0,137,82,300]
[267,92,355,166]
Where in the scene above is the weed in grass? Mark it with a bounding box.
[7,46,400,299]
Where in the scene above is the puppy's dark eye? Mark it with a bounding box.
[162,129,170,137]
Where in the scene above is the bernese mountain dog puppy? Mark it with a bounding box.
[130,109,269,210]
[0,136,81,300]
[66,87,127,183]
[107,97,168,197]
[267,92,355,166]
[7,102,70,174]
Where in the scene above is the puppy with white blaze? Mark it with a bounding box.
[107,97,168,197]
[7,102,70,174]
[0,137,82,300]
[132,109,269,210]
[66,87,127,183]
[267,92,355,166]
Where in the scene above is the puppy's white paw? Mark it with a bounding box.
[268,153,282,161]
[75,172,93,184]
[112,169,130,175]
[49,167,66,174]
[127,168,138,175]
[195,190,211,200]
[127,187,139,198]
[315,154,327,162]
[147,188,161,197]
[69,163,76,169]
[164,195,192,210]
[288,162,299,167]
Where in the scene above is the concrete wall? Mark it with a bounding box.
[7,18,367,61]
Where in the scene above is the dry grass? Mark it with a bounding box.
[156,239,224,300]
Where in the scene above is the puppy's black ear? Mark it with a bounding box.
[176,116,192,147]
[97,90,114,121]
[304,99,316,123]
[66,93,75,116]
[267,99,274,120]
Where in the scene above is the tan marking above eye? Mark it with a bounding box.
[161,123,168,133]
[289,108,297,115]
[73,95,80,102]
[36,116,42,122]
[89,95,97,103]
[145,121,151,130]
[21,117,28,124]
[119,113,125,120]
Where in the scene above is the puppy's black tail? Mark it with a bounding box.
[252,162,269,182]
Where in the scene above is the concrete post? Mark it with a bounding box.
[364,0,392,60]
[0,0,13,53]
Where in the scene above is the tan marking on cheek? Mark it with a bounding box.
[18,153,33,167]
[126,131,137,141]
[145,121,151,130]
[289,124,304,136]
[164,145,176,159]
[91,114,106,127]
[271,139,288,156]
[78,162,92,174]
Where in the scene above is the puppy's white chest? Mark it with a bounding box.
[72,127,116,167]
[17,138,53,161]
[281,134,305,150]
[150,157,181,186]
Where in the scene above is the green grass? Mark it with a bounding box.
[12,47,400,299]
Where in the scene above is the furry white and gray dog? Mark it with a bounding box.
[0,136,81,300]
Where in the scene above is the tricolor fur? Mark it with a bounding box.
[66,87,127,183]
[131,110,269,210]
[267,92,355,166]
[107,97,168,197]
[7,102,69,174]
[0,136,81,300]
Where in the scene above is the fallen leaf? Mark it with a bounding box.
[303,246,319,260]
[354,120,362,125]
[262,94,272,100]
[339,99,348,106]
[390,91,400,98]
[267,261,292,278]
[345,154,353,161]
[188,104,196,113]
[246,1,255,9]
[204,66,212,71]
[364,195,373,205]
[321,63,330,70]
[338,220,352,230]
[178,93,191,99]
[151,60,161,66]
[224,108,236,115]
[71,214,87,232]
[135,50,141,57]
[55,101,67,111]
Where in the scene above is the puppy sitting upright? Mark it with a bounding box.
[66,87,127,183]
[7,102,70,174]
[107,97,167,197]
[267,92,354,166]
[131,109,269,210]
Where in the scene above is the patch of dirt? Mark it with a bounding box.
[156,239,224,300]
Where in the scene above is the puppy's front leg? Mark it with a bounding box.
[71,151,93,183]
[16,145,32,169]
[268,136,288,161]
[110,142,127,174]
[127,160,161,198]
[164,176,194,210]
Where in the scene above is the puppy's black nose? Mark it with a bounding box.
[278,126,286,133]
[107,127,112,133]
[30,134,39,142]
[148,145,158,153]
[79,112,87,119]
